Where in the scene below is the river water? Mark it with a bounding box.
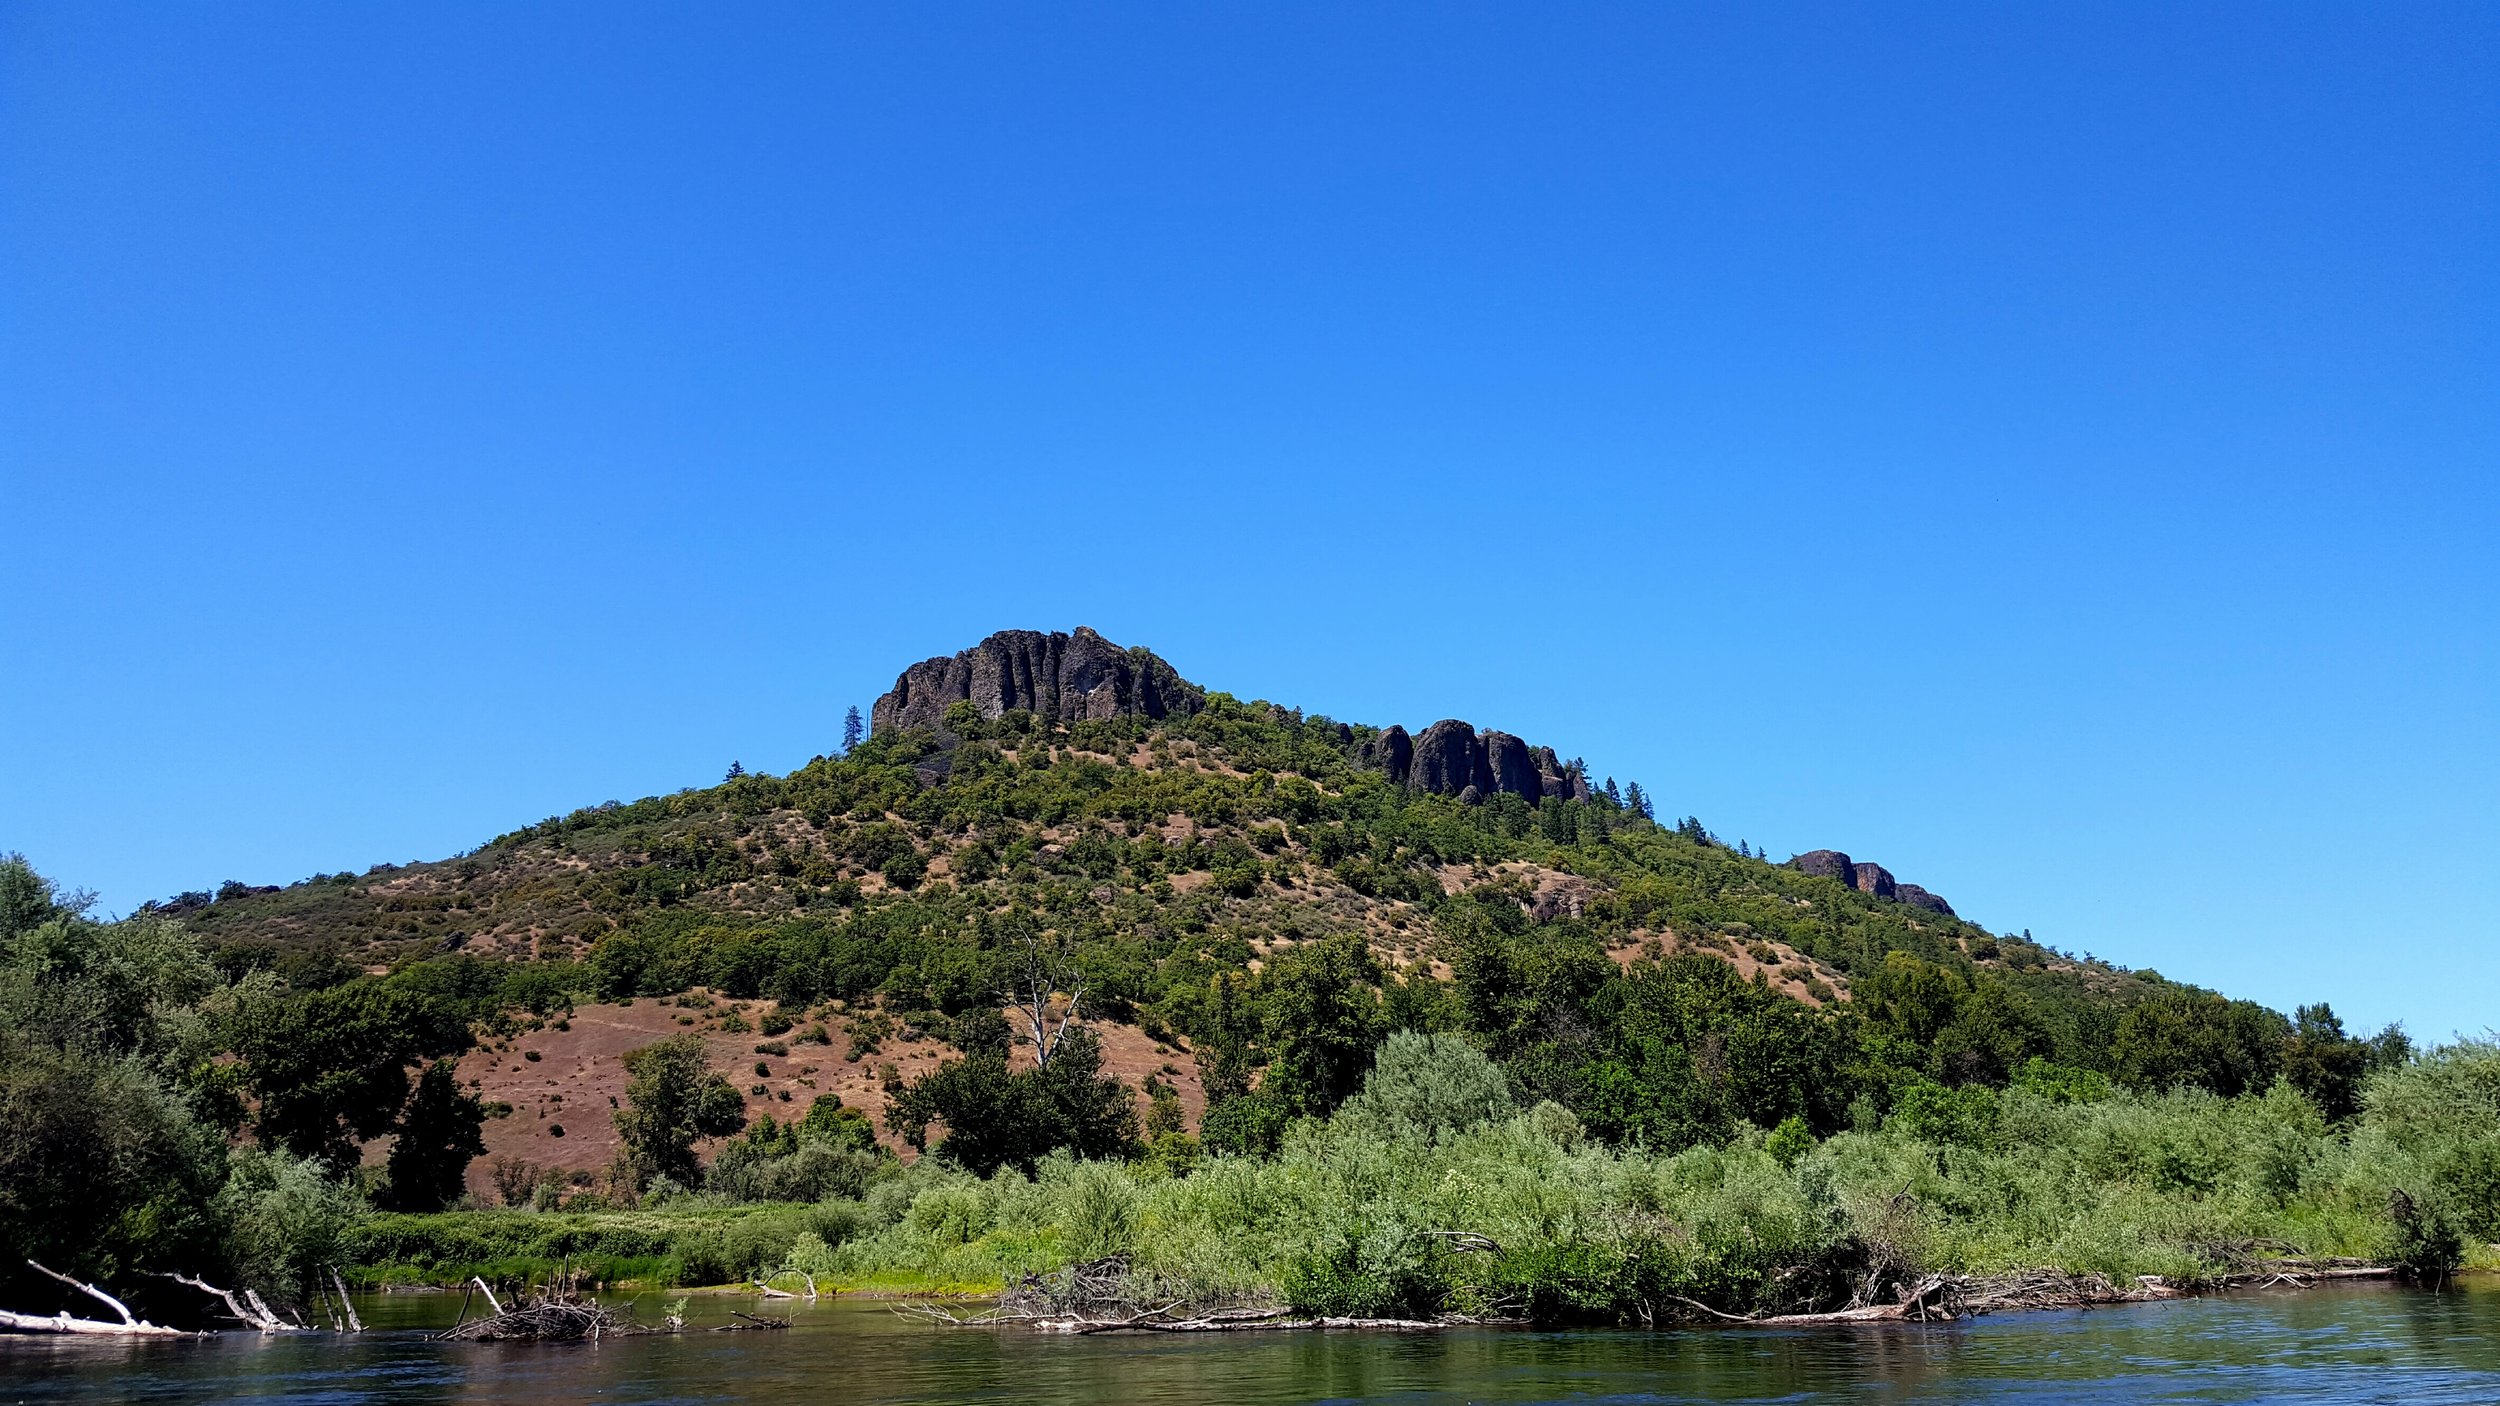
[4,1280,2497,1404]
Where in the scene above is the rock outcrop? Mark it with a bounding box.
[875,630,1590,809]
[1388,719,1589,806]
[1408,720,1485,797]
[871,627,1204,736]
[1357,724,1414,785]
[1483,731,1542,801]
[1787,850,1953,918]
[1792,850,1855,883]
[1894,883,1955,917]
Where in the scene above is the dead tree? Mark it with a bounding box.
[150,1272,303,1333]
[1004,927,1086,1067]
[2,1261,188,1336]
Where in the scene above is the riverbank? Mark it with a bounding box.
[341,1067,2500,1328]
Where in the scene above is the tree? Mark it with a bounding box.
[1000,926,1088,1067]
[1335,1031,1515,1141]
[705,1093,885,1202]
[614,1034,746,1187]
[884,1026,1136,1176]
[1854,953,1967,1050]
[2283,1003,2373,1122]
[1573,954,1853,1147]
[1932,980,2052,1087]
[0,859,228,1284]
[232,981,474,1171]
[725,760,745,780]
[1623,782,1653,821]
[2113,988,2289,1097]
[841,705,864,754]
[1260,933,1384,1118]
[381,1059,487,1211]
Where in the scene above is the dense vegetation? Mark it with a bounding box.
[351,1032,2500,1319]
[5,691,2492,1324]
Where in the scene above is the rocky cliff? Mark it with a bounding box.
[871,627,1205,736]
[1788,849,1955,916]
[877,628,1591,809]
[1386,720,1590,806]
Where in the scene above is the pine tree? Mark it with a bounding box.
[842,705,864,754]
[1623,781,1651,821]
[725,760,745,780]
[1603,777,1624,809]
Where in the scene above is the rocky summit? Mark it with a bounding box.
[871,626,1206,736]
[875,628,1592,808]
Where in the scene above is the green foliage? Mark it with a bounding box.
[346,1030,2500,1320]
[1765,1114,1815,1167]
[2112,988,2289,1097]
[2280,1003,2377,1123]
[1573,955,1854,1147]
[1257,934,1385,1118]
[381,1060,488,1212]
[215,1147,366,1304]
[229,977,477,1171]
[615,1034,747,1187]
[705,1095,887,1202]
[1886,1080,2002,1146]
[885,1026,1139,1175]
[1333,1031,1515,1142]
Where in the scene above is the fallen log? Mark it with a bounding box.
[3,1261,190,1336]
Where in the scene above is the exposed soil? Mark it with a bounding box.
[445,995,1204,1201]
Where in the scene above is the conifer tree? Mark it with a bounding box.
[842,705,864,754]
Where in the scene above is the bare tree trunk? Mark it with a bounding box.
[1006,929,1086,1067]
[329,1268,363,1332]
[152,1271,299,1332]
[5,1261,187,1336]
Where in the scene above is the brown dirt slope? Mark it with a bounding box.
[447,994,1202,1202]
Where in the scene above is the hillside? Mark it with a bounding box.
[12,629,2441,1316]
[163,626,2185,1191]
[182,626,2119,1016]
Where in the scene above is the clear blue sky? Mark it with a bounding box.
[4,5,2493,1039]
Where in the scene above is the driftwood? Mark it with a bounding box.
[1,1261,190,1336]
[150,1272,303,1333]
[714,1311,790,1332]
[328,1269,363,1333]
[435,1291,668,1342]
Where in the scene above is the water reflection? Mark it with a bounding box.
[1,1280,2493,1405]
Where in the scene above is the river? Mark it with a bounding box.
[4,1280,2497,1404]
